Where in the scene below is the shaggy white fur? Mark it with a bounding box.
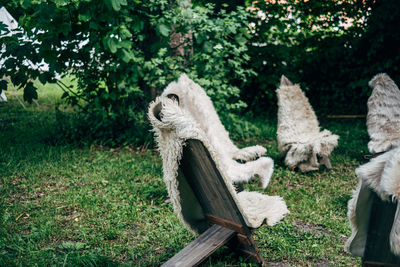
[276,75,339,172]
[346,147,400,256]
[346,74,400,256]
[367,73,400,154]
[345,180,373,256]
[160,74,272,188]
[148,97,289,234]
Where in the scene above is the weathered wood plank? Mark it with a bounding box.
[161,224,236,267]
[174,139,265,265]
[363,191,400,265]
[236,233,252,246]
[180,139,249,231]
[204,213,247,234]
[229,233,265,264]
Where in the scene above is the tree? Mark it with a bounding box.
[1,0,255,145]
[242,0,399,115]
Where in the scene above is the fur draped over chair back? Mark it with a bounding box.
[276,75,339,172]
[148,97,289,234]
[367,73,400,154]
[346,73,400,257]
[160,74,272,188]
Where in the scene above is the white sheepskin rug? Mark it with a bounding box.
[346,73,400,257]
[161,74,272,187]
[148,97,289,234]
[367,73,400,154]
[276,75,339,172]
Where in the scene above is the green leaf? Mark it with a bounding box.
[89,21,99,30]
[105,0,127,12]
[120,49,134,63]
[11,72,28,87]
[23,82,38,104]
[21,0,32,9]
[132,20,144,32]
[0,80,7,91]
[119,40,132,50]
[203,41,212,52]
[39,73,48,85]
[78,14,91,22]
[120,25,132,39]
[157,24,171,37]
[104,37,119,53]
[239,28,251,39]
[61,92,69,99]
[234,34,247,45]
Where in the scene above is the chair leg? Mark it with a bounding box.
[228,233,266,265]
[320,156,332,169]
[162,224,236,267]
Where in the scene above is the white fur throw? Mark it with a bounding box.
[160,74,272,188]
[367,73,400,154]
[148,97,289,234]
[346,147,400,256]
[276,75,339,172]
[161,74,268,170]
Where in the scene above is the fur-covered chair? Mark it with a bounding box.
[346,74,400,264]
[159,74,273,188]
[161,74,268,163]
[276,75,339,172]
[148,96,289,235]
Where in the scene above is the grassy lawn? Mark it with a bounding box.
[0,82,366,266]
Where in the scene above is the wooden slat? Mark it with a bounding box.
[363,191,400,265]
[327,115,366,119]
[237,233,252,246]
[176,139,265,264]
[161,224,236,267]
[180,139,250,232]
[204,214,247,234]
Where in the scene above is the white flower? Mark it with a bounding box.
[213,44,223,49]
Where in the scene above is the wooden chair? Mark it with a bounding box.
[153,100,266,266]
[162,139,265,266]
[362,190,400,267]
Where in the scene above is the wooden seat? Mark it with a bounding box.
[162,139,265,266]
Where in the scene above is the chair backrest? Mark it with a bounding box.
[277,82,320,138]
[180,139,250,234]
[363,190,400,265]
[153,96,250,235]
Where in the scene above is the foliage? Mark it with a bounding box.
[0,0,254,145]
[0,87,363,266]
[243,0,400,115]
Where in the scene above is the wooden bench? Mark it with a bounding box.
[153,98,266,266]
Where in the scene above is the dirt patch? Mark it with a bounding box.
[265,262,291,267]
[312,259,330,266]
[295,221,332,236]
[266,259,330,267]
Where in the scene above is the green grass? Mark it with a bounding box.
[0,82,364,266]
